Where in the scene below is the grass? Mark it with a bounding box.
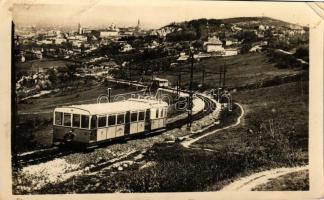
[37,143,268,193]
[17,82,134,114]
[252,170,309,191]
[16,59,73,74]
[193,81,308,154]
[129,52,303,89]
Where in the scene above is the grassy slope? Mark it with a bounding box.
[252,170,309,191]
[134,53,302,88]
[193,81,308,155]
[17,83,133,114]
[16,59,72,74]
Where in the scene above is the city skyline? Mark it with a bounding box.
[13,1,311,29]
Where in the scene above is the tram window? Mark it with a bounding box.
[63,113,71,126]
[72,114,80,128]
[108,115,116,126]
[98,116,107,128]
[55,112,63,125]
[81,115,89,129]
[131,112,138,122]
[156,109,159,118]
[164,108,167,117]
[91,116,97,129]
[138,111,145,121]
[117,114,125,124]
[160,109,163,118]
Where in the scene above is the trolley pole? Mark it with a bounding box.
[187,46,194,129]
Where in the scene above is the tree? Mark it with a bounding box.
[240,43,252,54]
[166,30,197,42]
[236,31,258,44]
[295,45,309,62]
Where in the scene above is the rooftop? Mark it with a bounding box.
[54,98,167,115]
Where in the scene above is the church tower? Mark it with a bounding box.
[78,23,83,34]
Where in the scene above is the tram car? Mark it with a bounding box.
[152,77,169,88]
[53,98,168,146]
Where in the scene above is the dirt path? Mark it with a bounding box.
[220,165,308,191]
[181,102,245,148]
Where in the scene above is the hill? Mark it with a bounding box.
[159,17,306,41]
[162,17,304,30]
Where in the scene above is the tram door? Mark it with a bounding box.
[145,109,151,131]
[124,111,130,135]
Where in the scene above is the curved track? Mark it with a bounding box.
[181,102,244,148]
[15,91,216,167]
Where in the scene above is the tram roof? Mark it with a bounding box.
[54,98,168,115]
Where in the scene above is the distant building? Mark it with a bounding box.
[203,36,225,54]
[225,38,239,46]
[249,45,262,53]
[119,27,134,36]
[148,40,159,49]
[224,48,239,56]
[82,28,92,34]
[71,40,83,48]
[78,23,83,34]
[99,30,119,38]
[120,44,133,52]
[258,25,266,31]
[177,52,189,62]
[54,38,67,45]
[231,25,242,32]
[75,35,87,42]
[153,77,169,87]
[36,39,53,45]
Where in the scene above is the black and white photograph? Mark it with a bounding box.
[0,0,323,199]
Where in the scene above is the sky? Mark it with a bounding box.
[12,0,313,29]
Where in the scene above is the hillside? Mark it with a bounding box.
[159,17,306,41]
[162,17,304,30]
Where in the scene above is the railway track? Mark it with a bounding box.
[14,91,216,167]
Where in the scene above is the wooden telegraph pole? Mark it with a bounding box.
[223,58,226,88]
[202,64,205,87]
[187,46,194,129]
[177,73,182,97]
[219,65,222,88]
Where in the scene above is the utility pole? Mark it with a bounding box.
[187,46,194,129]
[219,64,222,88]
[129,66,132,81]
[223,58,226,88]
[176,74,181,97]
[176,80,179,97]
[151,65,154,81]
[178,73,182,89]
[202,64,205,87]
